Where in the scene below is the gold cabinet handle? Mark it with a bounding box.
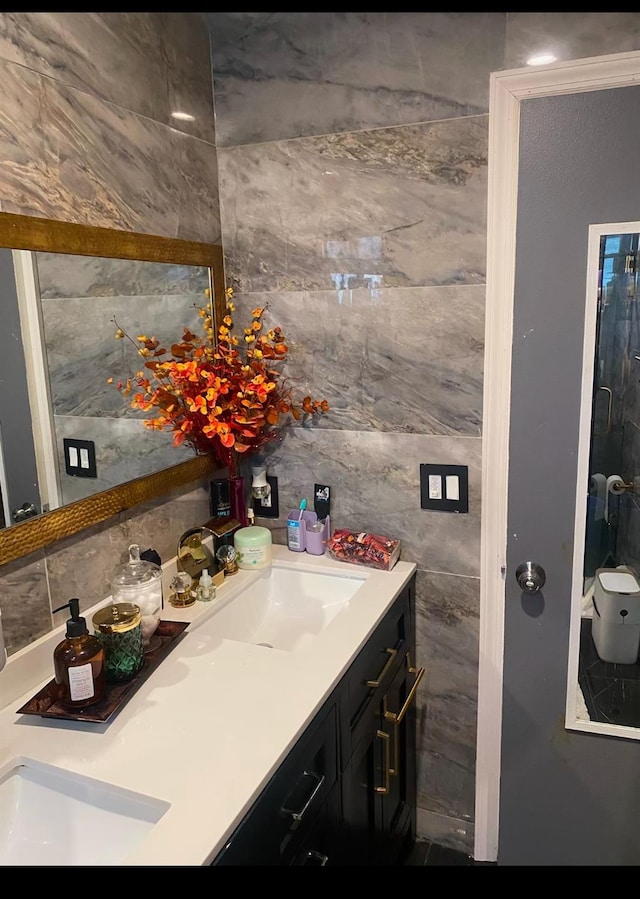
[375,729,391,795]
[366,647,397,688]
[383,661,425,726]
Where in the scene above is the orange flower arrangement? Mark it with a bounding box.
[110,287,328,476]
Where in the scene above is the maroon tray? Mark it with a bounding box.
[17,620,189,724]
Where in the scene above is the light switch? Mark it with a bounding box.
[420,464,468,513]
[445,475,459,501]
[64,438,97,479]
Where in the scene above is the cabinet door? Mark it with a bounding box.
[342,647,423,866]
[376,653,422,865]
[340,692,386,865]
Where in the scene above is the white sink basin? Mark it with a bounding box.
[200,563,367,652]
[0,757,170,866]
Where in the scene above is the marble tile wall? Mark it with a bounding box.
[0,13,219,241]
[35,253,208,503]
[4,10,640,861]
[0,14,216,650]
[206,10,640,854]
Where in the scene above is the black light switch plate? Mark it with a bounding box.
[420,464,468,513]
[63,438,97,479]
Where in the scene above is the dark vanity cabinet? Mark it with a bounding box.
[340,576,421,866]
[212,574,421,866]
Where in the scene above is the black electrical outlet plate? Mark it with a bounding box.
[63,438,97,479]
[253,475,279,519]
[419,464,468,513]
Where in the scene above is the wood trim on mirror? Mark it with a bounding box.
[0,212,226,565]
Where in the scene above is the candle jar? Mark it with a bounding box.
[92,602,144,684]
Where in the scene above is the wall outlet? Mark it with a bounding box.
[253,475,279,519]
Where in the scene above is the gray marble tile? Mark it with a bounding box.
[0,55,220,243]
[0,551,52,655]
[0,13,214,142]
[45,481,211,627]
[252,429,482,577]
[231,285,484,437]
[36,253,210,300]
[219,116,488,294]
[415,569,479,826]
[416,807,474,856]
[207,12,505,145]
[505,12,640,69]
[53,416,194,506]
[41,292,209,418]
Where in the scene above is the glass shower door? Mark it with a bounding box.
[584,231,640,585]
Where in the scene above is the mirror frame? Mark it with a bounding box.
[0,211,226,566]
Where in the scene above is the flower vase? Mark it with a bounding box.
[230,475,247,527]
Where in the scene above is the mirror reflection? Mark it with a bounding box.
[0,212,224,565]
[578,226,640,731]
[0,247,212,530]
[0,213,224,540]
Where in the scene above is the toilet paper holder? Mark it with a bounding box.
[590,474,640,524]
[608,476,635,495]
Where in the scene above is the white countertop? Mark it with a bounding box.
[0,545,416,866]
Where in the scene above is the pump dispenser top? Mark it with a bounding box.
[53,598,106,707]
[58,598,89,638]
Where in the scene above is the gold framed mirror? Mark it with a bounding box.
[0,211,226,566]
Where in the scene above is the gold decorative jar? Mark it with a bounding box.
[92,602,144,684]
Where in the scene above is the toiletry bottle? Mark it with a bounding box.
[53,598,107,707]
[287,500,307,552]
[196,568,216,602]
[234,509,273,569]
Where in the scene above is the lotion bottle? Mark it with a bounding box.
[53,598,106,707]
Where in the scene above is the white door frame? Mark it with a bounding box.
[475,49,640,863]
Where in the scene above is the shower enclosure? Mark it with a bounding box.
[584,230,640,584]
[578,228,640,730]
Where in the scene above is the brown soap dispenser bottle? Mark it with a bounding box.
[53,598,107,707]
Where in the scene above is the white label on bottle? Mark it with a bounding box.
[287,518,302,550]
[68,662,96,702]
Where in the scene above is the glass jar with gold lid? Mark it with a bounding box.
[92,602,144,684]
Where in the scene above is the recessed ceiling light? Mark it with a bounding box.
[527,53,558,66]
[171,111,195,122]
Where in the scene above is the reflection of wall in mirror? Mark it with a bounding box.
[22,252,211,508]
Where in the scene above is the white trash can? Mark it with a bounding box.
[592,567,640,664]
